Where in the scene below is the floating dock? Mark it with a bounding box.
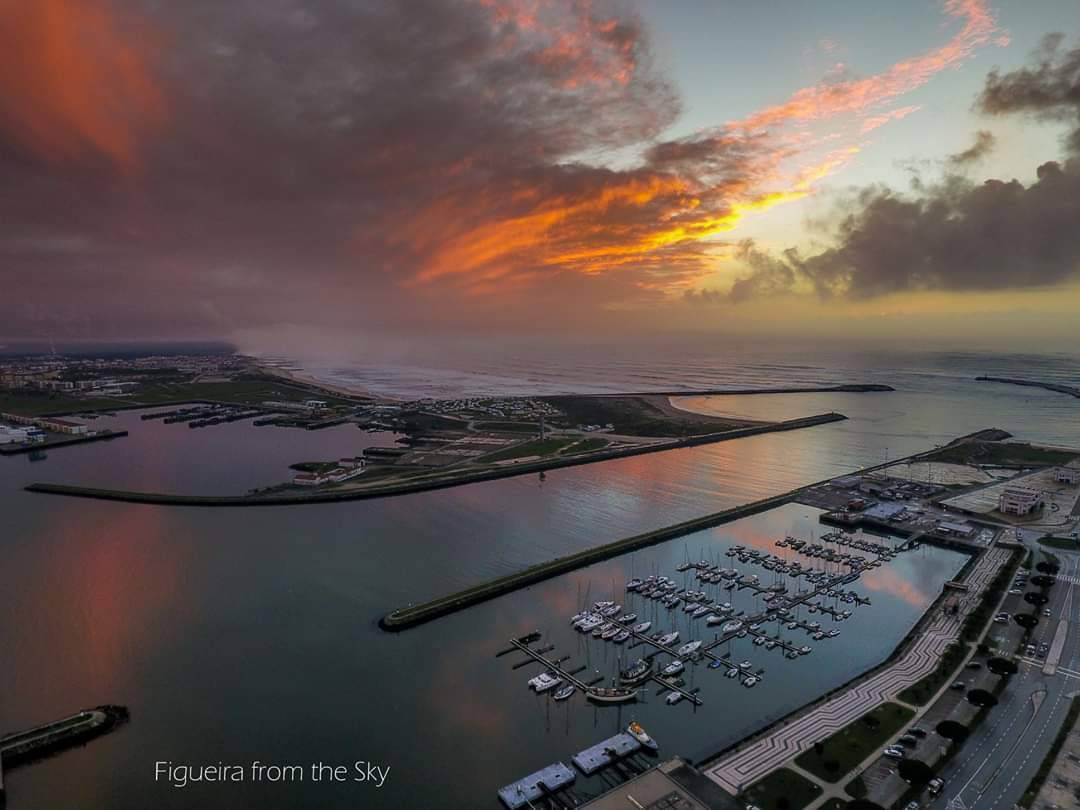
[572,733,642,775]
[497,762,576,809]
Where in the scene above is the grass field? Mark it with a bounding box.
[562,437,611,454]
[794,703,915,783]
[0,391,130,416]
[478,437,579,462]
[1,375,359,417]
[542,394,751,437]
[741,767,824,810]
[925,440,1078,467]
[1039,536,1080,551]
[471,420,539,433]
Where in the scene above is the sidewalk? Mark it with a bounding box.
[705,546,1010,794]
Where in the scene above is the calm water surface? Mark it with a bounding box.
[2,348,1078,808]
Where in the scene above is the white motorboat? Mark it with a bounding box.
[676,640,702,657]
[632,621,651,633]
[657,632,680,646]
[662,660,684,677]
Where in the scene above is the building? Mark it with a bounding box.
[937,520,974,538]
[39,418,88,435]
[1,413,88,435]
[999,486,1043,516]
[1056,460,1080,485]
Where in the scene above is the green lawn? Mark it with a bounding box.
[0,376,359,417]
[741,767,824,810]
[0,391,131,416]
[479,437,579,462]
[897,642,969,705]
[562,437,611,454]
[924,440,1077,467]
[794,703,915,783]
[1036,540,1080,552]
[472,420,539,433]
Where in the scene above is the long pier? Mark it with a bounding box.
[976,375,1080,399]
[503,634,704,706]
[0,706,128,774]
[0,430,128,456]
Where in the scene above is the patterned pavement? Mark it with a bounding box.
[706,547,1010,794]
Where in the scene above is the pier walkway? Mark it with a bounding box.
[704,546,1009,794]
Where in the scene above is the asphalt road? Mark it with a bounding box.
[927,547,1080,810]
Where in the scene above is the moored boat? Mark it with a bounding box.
[661,659,684,677]
[627,721,658,750]
[552,684,576,701]
[586,686,638,704]
[620,658,652,684]
[676,640,702,657]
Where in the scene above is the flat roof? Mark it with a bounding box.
[580,768,709,810]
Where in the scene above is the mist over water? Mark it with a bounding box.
[2,344,1078,808]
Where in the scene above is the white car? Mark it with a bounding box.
[883,747,904,760]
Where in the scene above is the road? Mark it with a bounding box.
[928,546,1080,810]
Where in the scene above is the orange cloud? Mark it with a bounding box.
[732,0,1002,133]
[860,105,922,134]
[0,0,166,170]
[398,2,1002,299]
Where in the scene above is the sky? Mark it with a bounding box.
[2,0,1079,350]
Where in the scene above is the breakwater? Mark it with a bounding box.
[0,430,128,456]
[379,489,800,630]
[24,412,847,507]
[0,705,128,774]
[379,428,1002,630]
[976,376,1080,399]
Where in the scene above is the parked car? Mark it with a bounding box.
[1043,608,1053,617]
[951,680,966,690]
[883,747,904,760]
[909,727,928,738]
[966,661,982,670]
[1009,588,1023,595]
[928,777,945,796]
[898,734,919,747]
[905,802,920,810]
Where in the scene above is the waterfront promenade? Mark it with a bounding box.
[705,545,1010,794]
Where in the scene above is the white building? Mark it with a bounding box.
[999,486,1043,516]
[1056,460,1080,485]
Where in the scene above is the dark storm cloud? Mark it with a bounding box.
[724,35,1080,302]
[947,130,996,165]
[978,33,1080,152]
[0,0,1008,338]
[0,0,693,338]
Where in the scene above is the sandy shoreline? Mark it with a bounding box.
[259,363,399,402]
